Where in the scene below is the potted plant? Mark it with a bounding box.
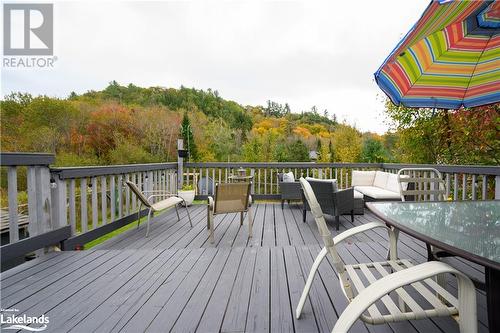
[178,184,195,206]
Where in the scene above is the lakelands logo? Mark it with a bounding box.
[3,3,57,68]
[1,309,49,331]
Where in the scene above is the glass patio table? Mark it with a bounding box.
[367,200,500,332]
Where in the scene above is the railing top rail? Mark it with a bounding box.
[382,163,500,176]
[185,162,381,168]
[51,162,178,179]
[0,152,55,166]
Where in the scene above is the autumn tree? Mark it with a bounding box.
[332,124,362,162]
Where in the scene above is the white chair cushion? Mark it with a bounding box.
[351,170,375,186]
[353,190,364,199]
[151,196,183,211]
[283,171,295,182]
[354,186,400,200]
[373,171,389,189]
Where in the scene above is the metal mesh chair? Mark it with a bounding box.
[297,177,477,333]
[207,182,252,243]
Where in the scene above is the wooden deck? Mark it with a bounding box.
[1,203,489,333]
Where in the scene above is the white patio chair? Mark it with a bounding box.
[397,167,446,202]
[396,167,449,290]
[126,181,192,237]
[296,177,477,333]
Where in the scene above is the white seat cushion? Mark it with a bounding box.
[373,171,389,189]
[353,190,364,199]
[351,171,376,186]
[151,196,183,211]
[354,186,400,200]
[283,171,295,182]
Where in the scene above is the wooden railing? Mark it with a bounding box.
[1,153,177,263]
[1,151,499,266]
[50,162,178,249]
[183,162,500,201]
[183,162,379,198]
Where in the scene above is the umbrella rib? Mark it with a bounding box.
[460,33,493,107]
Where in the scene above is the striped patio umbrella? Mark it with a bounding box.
[375,0,500,109]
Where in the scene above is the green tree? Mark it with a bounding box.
[287,140,310,162]
[332,124,362,162]
[180,111,198,161]
[328,140,335,162]
[242,136,263,162]
[361,137,388,163]
[316,138,322,160]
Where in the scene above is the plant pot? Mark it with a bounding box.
[177,190,195,206]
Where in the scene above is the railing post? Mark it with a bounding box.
[7,166,19,243]
[51,174,67,229]
[177,139,184,190]
[37,166,52,234]
[495,176,500,200]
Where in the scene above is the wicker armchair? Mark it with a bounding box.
[302,178,354,230]
[277,173,302,209]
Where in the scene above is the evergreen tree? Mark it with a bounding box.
[180,111,198,161]
[329,140,335,162]
[287,140,310,162]
[316,138,322,160]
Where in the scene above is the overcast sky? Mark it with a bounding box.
[1,0,430,133]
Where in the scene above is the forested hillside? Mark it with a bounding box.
[1,81,498,166]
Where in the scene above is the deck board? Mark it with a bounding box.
[0,203,488,333]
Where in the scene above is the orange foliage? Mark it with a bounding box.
[293,126,312,138]
[86,104,136,157]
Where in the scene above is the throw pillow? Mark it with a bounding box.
[282,172,295,182]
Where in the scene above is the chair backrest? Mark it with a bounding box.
[397,168,446,202]
[299,178,351,297]
[305,179,337,215]
[214,182,251,214]
[125,180,151,208]
[277,173,284,183]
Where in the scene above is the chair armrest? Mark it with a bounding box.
[332,261,477,333]
[143,190,175,194]
[279,182,302,200]
[147,193,180,201]
[333,221,398,260]
[208,196,214,210]
[333,188,354,214]
[333,221,388,244]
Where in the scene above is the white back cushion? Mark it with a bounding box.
[351,170,376,186]
[373,171,389,189]
[282,171,295,182]
[385,173,400,193]
[305,177,338,192]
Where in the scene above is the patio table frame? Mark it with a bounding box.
[367,200,500,333]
